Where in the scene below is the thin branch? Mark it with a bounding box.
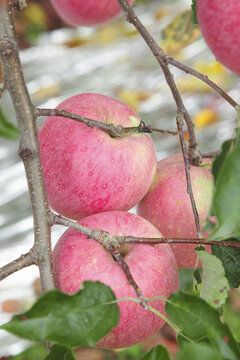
[176,112,201,237]
[112,251,147,308]
[118,236,240,249]
[116,0,201,164]
[52,214,240,249]
[167,56,240,110]
[35,108,178,137]
[0,1,54,292]
[200,150,220,158]
[0,252,35,281]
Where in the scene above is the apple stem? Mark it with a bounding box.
[35,108,178,137]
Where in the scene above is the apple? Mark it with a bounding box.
[197,0,240,76]
[50,0,135,27]
[137,154,213,268]
[39,93,157,220]
[52,211,179,349]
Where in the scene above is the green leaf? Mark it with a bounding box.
[45,345,76,360]
[196,249,230,307]
[1,281,120,347]
[166,292,240,360]
[10,344,47,360]
[212,140,232,185]
[211,144,240,238]
[211,244,240,288]
[191,0,198,24]
[176,343,225,360]
[141,345,172,360]
[0,106,19,140]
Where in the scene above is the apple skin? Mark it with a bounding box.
[137,154,213,268]
[39,93,157,220]
[50,0,135,27]
[52,211,179,349]
[197,0,240,76]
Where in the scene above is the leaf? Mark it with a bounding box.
[1,281,120,347]
[211,144,240,238]
[141,345,172,360]
[11,344,47,360]
[191,0,198,24]
[166,292,240,360]
[196,249,230,307]
[176,343,225,360]
[45,345,76,360]
[161,10,200,55]
[212,139,232,185]
[0,106,19,140]
[211,244,240,288]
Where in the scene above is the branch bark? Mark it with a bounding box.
[167,56,240,110]
[0,251,35,281]
[35,108,178,137]
[117,0,201,164]
[0,1,54,292]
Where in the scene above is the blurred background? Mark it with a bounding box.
[0,0,240,358]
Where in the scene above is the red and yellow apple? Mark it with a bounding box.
[137,154,213,268]
[197,0,240,76]
[52,211,179,349]
[50,0,135,27]
[39,93,157,220]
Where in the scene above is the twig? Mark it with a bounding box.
[200,150,220,158]
[0,1,54,292]
[0,252,35,281]
[51,213,120,251]
[117,236,240,249]
[112,251,147,308]
[35,108,177,137]
[53,214,240,249]
[167,56,239,110]
[116,0,201,164]
[176,112,201,237]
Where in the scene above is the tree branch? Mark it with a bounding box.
[52,214,240,249]
[0,1,54,292]
[116,0,201,164]
[35,108,178,137]
[112,251,147,308]
[167,56,240,110]
[0,251,35,281]
[176,112,201,238]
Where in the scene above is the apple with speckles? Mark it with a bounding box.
[197,0,240,76]
[52,211,178,349]
[39,93,157,220]
[50,0,135,27]
[137,154,213,268]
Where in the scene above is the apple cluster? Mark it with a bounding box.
[39,93,213,348]
[40,0,215,350]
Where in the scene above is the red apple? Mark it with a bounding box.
[137,154,213,268]
[39,93,157,220]
[197,0,240,76]
[50,0,135,27]
[52,211,179,349]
